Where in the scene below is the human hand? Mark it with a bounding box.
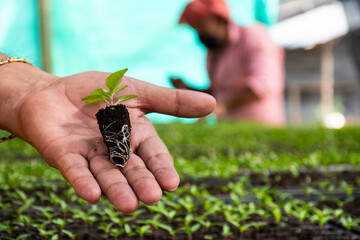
[3,69,215,213]
[169,77,190,89]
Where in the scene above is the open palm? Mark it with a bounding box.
[18,71,215,213]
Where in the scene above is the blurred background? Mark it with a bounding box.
[0,0,359,124]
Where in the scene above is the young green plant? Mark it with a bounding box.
[81,68,138,167]
[81,68,137,106]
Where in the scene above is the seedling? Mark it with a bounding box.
[0,221,14,236]
[147,201,177,222]
[310,207,334,237]
[81,69,138,167]
[16,215,31,227]
[98,222,114,239]
[135,225,152,240]
[221,224,233,239]
[50,193,68,217]
[52,218,68,240]
[109,228,124,239]
[138,214,163,240]
[181,214,201,240]
[102,207,121,220]
[37,228,56,239]
[110,214,133,228]
[62,230,75,240]
[202,195,223,215]
[340,216,359,240]
[270,205,282,224]
[71,208,97,234]
[179,195,196,213]
[223,210,250,239]
[292,207,308,223]
[158,223,181,240]
[124,223,135,237]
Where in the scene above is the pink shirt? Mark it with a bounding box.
[207,22,286,126]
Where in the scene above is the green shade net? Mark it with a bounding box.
[0,0,41,67]
[0,0,278,123]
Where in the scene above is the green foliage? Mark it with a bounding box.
[176,213,202,239]
[178,195,196,213]
[135,225,151,239]
[1,122,360,239]
[98,222,113,235]
[81,68,138,105]
[340,216,359,231]
[310,208,334,227]
[71,208,97,225]
[270,205,282,224]
[0,221,14,235]
[124,223,134,237]
[37,228,56,238]
[110,228,124,238]
[221,224,232,237]
[154,122,360,178]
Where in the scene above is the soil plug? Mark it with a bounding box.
[81,68,138,167]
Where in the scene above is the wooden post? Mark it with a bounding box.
[288,84,302,124]
[38,0,52,73]
[320,41,334,118]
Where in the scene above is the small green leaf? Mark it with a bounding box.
[62,230,75,239]
[124,224,133,236]
[16,234,31,240]
[82,96,104,104]
[222,224,232,237]
[190,223,201,233]
[51,234,58,240]
[115,94,138,105]
[81,88,110,104]
[112,85,128,95]
[158,223,173,233]
[106,68,128,93]
[92,88,110,96]
[240,223,253,233]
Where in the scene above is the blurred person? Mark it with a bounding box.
[171,0,285,126]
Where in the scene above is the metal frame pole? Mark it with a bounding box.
[320,41,334,118]
[38,0,52,73]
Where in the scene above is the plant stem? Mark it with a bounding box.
[88,223,91,236]
[58,228,62,240]
[320,226,323,240]
[105,97,111,106]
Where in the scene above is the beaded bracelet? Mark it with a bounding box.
[0,57,33,143]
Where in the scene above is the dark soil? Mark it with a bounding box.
[343,198,360,217]
[2,169,359,240]
[180,169,360,194]
[2,217,359,240]
[96,104,131,167]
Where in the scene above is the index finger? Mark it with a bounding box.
[135,80,216,117]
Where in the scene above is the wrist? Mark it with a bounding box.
[0,56,57,135]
